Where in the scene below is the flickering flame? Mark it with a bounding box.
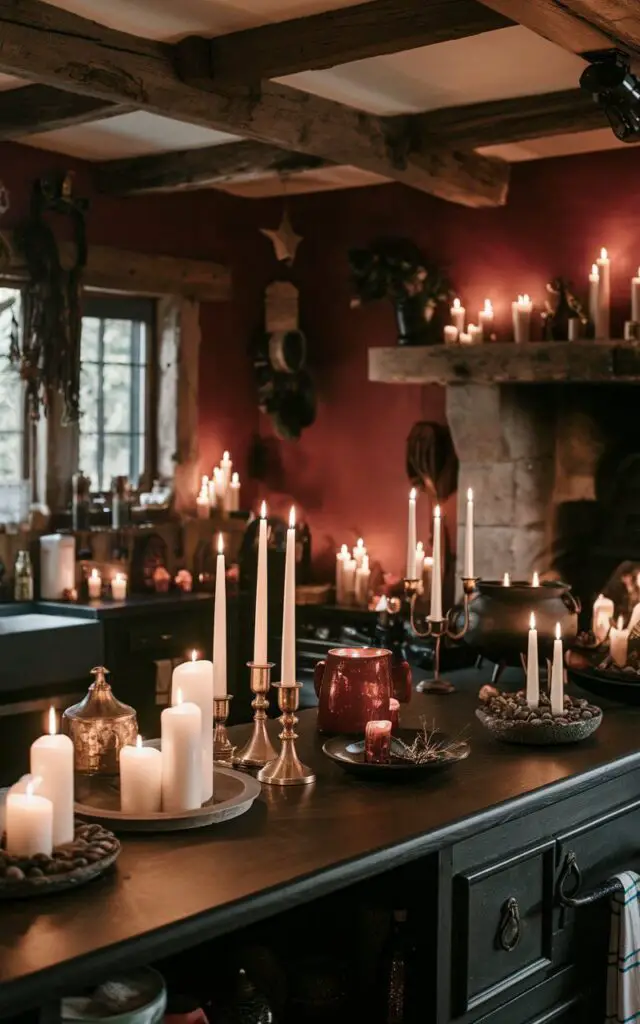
[114,572,125,584]
[409,487,417,501]
[483,299,493,313]
[467,487,473,502]
[289,506,296,529]
[136,734,143,750]
[176,688,183,706]
[532,571,540,587]
[529,612,536,630]
[217,533,224,555]
[357,537,364,548]
[452,298,462,310]
[591,263,599,278]
[231,472,239,484]
[260,500,267,519]
[223,450,230,461]
[434,504,441,519]
[555,622,561,641]
[191,650,198,662]
[48,706,57,736]
[416,541,424,554]
[340,543,349,556]
[600,247,608,260]
[503,572,511,587]
[201,474,208,486]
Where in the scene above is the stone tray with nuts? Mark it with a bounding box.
[0,822,120,899]
[476,686,603,746]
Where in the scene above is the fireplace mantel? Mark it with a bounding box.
[368,341,640,385]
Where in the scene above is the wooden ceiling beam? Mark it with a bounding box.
[0,84,130,139]
[0,0,509,208]
[177,0,514,83]
[475,1,640,57]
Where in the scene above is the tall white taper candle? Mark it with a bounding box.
[406,488,417,579]
[429,505,443,621]
[464,487,474,579]
[281,506,297,685]
[253,502,268,664]
[213,534,227,697]
[550,622,564,716]
[526,612,539,709]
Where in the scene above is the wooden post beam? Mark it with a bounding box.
[476,1,640,57]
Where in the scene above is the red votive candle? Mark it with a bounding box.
[389,698,400,732]
[365,720,392,764]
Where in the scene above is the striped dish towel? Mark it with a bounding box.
[607,871,640,1023]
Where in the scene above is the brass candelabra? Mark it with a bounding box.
[404,576,478,693]
[257,683,316,787]
[213,694,235,765]
[234,663,277,770]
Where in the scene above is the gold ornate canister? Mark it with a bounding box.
[63,666,137,775]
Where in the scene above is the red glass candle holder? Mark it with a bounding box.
[389,698,400,732]
[365,720,392,764]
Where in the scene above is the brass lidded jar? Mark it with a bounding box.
[63,666,138,775]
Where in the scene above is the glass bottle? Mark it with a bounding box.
[14,550,34,602]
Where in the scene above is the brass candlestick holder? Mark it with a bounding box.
[404,576,478,694]
[234,663,277,770]
[213,694,235,765]
[257,683,315,787]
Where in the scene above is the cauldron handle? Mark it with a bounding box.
[562,591,581,614]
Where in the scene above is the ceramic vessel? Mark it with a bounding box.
[314,647,397,735]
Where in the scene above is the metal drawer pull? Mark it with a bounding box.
[557,850,625,908]
[497,896,521,951]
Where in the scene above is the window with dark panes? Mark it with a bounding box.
[0,287,23,482]
[79,296,155,491]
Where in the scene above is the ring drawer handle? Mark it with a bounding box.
[497,897,521,952]
[160,633,172,641]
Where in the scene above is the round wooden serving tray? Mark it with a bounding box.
[0,821,120,899]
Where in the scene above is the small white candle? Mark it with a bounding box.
[220,450,233,494]
[213,533,227,697]
[458,331,472,345]
[254,502,268,664]
[30,707,74,846]
[479,299,494,339]
[415,540,425,580]
[281,506,297,686]
[406,487,417,579]
[550,622,564,715]
[532,571,540,587]
[429,505,443,621]
[5,778,53,857]
[450,297,466,334]
[111,572,127,600]
[610,615,629,668]
[213,466,225,505]
[595,247,610,339]
[632,266,640,323]
[208,475,217,509]
[196,481,210,519]
[464,487,474,579]
[512,294,533,343]
[353,537,366,570]
[526,612,539,709]
[87,568,102,600]
[355,554,371,608]
[171,652,214,803]
[467,323,483,345]
[443,325,458,345]
[503,572,511,587]
[592,592,614,641]
[342,557,357,605]
[588,262,600,330]
[120,735,162,814]
[336,543,349,604]
[228,471,241,512]
[161,691,202,812]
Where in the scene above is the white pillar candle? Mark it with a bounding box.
[588,263,600,330]
[228,472,241,512]
[30,707,74,846]
[595,247,610,339]
[429,505,443,621]
[87,568,102,600]
[610,615,629,668]
[406,487,417,579]
[119,735,162,814]
[479,299,494,340]
[342,558,356,605]
[353,538,366,570]
[503,572,511,587]
[336,543,349,605]
[208,475,217,509]
[5,778,53,857]
[532,571,540,587]
[526,612,539,709]
[450,297,466,334]
[220,450,233,494]
[550,622,564,716]
[443,325,458,345]
[172,653,214,803]
[196,485,210,519]
[281,506,297,686]
[592,592,614,641]
[632,267,640,323]
[415,541,425,581]
[458,331,472,345]
[467,323,483,344]
[464,487,474,579]
[355,554,371,608]
[213,534,227,697]
[254,502,268,664]
[161,693,202,812]
[512,294,533,343]
[213,467,225,506]
[111,572,127,600]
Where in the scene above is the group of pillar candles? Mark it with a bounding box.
[446,248,640,345]
[335,538,370,607]
[592,592,640,668]
[197,450,241,518]
[4,501,298,854]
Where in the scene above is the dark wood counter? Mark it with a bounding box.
[2,674,640,1018]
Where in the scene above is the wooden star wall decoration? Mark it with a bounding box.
[260,208,303,264]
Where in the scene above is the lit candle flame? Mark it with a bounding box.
[191,649,198,662]
[483,299,493,313]
[289,506,296,529]
[416,540,424,554]
[114,572,125,583]
[223,450,230,461]
[90,568,100,580]
[48,706,57,736]
[201,474,208,486]
[176,688,183,706]
[503,572,510,586]
[532,571,540,587]
[555,622,561,640]
[357,537,364,548]
[231,471,239,484]
[529,612,536,630]
[217,533,224,555]
[340,544,349,556]
[600,247,608,260]
[434,505,441,519]
[260,500,267,519]
[591,263,599,278]
[409,487,417,501]
[452,298,461,310]
[523,293,530,304]
[467,487,473,502]
[136,734,143,750]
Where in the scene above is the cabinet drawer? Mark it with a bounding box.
[127,614,199,658]
[453,842,554,1014]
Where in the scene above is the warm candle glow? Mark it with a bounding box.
[503,572,511,586]
[530,612,536,630]
[136,734,143,750]
[434,505,441,519]
[217,533,224,554]
[467,487,473,502]
[483,299,493,313]
[289,506,296,529]
[223,450,230,460]
[114,572,125,583]
[90,568,100,580]
[409,487,417,501]
[555,622,561,640]
[591,263,599,278]
[48,706,57,736]
[191,649,198,662]
[600,247,608,260]
[231,471,239,484]
[357,537,364,547]
[453,298,461,310]
[260,500,267,519]
[340,543,349,556]
[532,571,540,587]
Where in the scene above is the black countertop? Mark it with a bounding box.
[37,591,213,620]
[1,670,640,1016]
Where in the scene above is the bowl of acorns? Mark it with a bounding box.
[476,685,602,746]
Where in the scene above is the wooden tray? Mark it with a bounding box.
[0,821,120,899]
[74,766,261,832]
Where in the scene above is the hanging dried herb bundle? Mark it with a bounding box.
[12,173,87,422]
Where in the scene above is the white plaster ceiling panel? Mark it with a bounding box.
[21,112,240,160]
[481,129,632,163]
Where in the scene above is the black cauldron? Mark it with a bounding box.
[454,580,579,666]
